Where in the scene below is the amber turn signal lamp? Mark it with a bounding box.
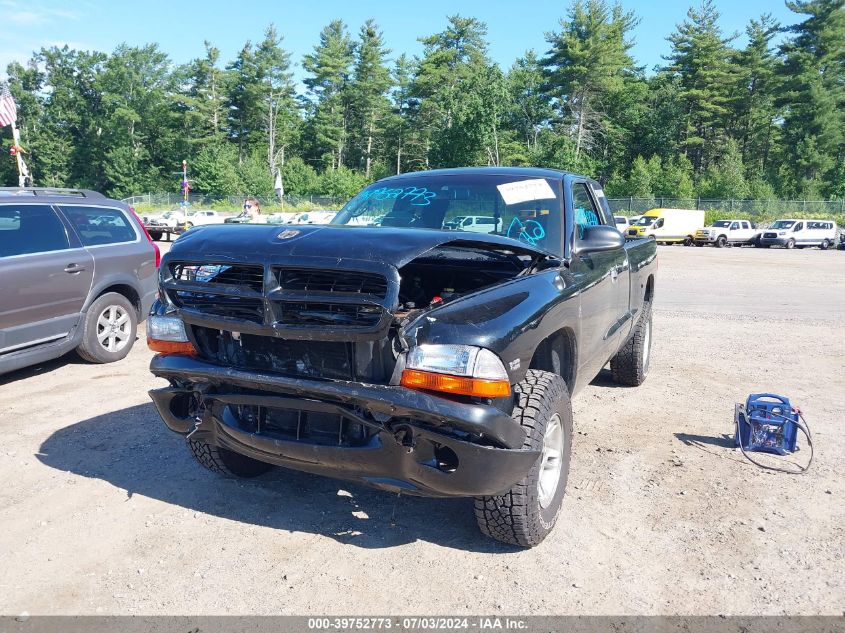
[147,339,197,356]
[400,369,511,398]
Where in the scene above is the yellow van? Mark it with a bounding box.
[626,208,705,245]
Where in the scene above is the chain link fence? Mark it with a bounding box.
[121,193,347,211]
[607,197,845,220]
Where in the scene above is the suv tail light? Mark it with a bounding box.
[130,205,160,268]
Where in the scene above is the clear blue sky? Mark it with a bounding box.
[0,0,801,82]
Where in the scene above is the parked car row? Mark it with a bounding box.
[615,208,840,250]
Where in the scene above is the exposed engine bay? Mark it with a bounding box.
[397,244,533,311]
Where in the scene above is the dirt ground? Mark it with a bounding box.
[0,245,843,616]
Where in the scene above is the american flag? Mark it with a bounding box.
[0,83,17,128]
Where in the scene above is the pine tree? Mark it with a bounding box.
[777,0,845,197]
[507,51,554,154]
[542,0,639,162]
[412,15,496,167]
[664,0,737,176]
[302,20,355,170]
[731,15,781,178]
[347,20,392,177]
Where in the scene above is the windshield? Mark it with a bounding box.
[712,221,731,227]
[770,220,795,229]
[332,174,563,253]
[634,216,655,226]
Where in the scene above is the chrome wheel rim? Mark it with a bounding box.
[643,317,652,374]
[96,305,131,353]
[538,413,565,509]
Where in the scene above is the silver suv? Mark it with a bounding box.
[0,188,159,375]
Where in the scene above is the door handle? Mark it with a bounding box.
[64,263,86,273]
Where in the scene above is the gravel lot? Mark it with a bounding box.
[1,245,843,615]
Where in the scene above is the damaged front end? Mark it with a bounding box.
[148,226,549,497]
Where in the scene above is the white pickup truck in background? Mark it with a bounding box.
[694,220,760,247]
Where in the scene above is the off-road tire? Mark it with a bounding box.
[187,440,273,478]
[76,292,137,363]
[716,235,727,248]
[474,370,573,548]
[610,302,653,387]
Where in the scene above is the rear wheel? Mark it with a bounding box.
[820,239,830,250]
[611,302,653,386]
[474,370,572,548]
[76,292,137,363]
[187,440,273,478]
[148,230,163,241]
[683,236,693,246]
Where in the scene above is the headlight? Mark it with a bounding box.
[146,315,196,355]
[778,231,786,236]
[402,345,510,398]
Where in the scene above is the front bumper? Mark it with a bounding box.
[760,237,789,246]
[149,355,537,497]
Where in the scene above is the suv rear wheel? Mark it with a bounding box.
[187,440,274,478]
[474,370,573,547]
[76,292,137,363]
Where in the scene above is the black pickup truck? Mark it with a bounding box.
[147,167,657,547]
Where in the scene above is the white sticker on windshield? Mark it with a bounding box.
[497,179,556,206]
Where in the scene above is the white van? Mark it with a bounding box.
[626,208,705,245]
[758,219,838,249]
[446,215,503,233]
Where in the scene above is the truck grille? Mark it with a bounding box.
[764,232,777,239]
[276,267,387,298]
[627,229,638,236]
[172,291,265,323]
[273,301,384,328]
[163,261,392,335]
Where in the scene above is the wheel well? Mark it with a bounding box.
[97,284,141,317]
[528,328,576,394]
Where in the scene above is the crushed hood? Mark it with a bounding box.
[166,224,549,269]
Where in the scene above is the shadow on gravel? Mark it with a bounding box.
[36,403,515,553]
[589,368,629,389]
[675,433,735,449]
[0,352,86,386]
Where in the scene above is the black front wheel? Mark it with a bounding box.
[475,370,573,548]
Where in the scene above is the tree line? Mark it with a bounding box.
[1,0,843,202]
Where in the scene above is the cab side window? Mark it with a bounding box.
[0,204,70,257]
[572,183,604,239]
[730,222,740,230]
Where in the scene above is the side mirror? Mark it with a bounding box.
[575,224,625,255]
